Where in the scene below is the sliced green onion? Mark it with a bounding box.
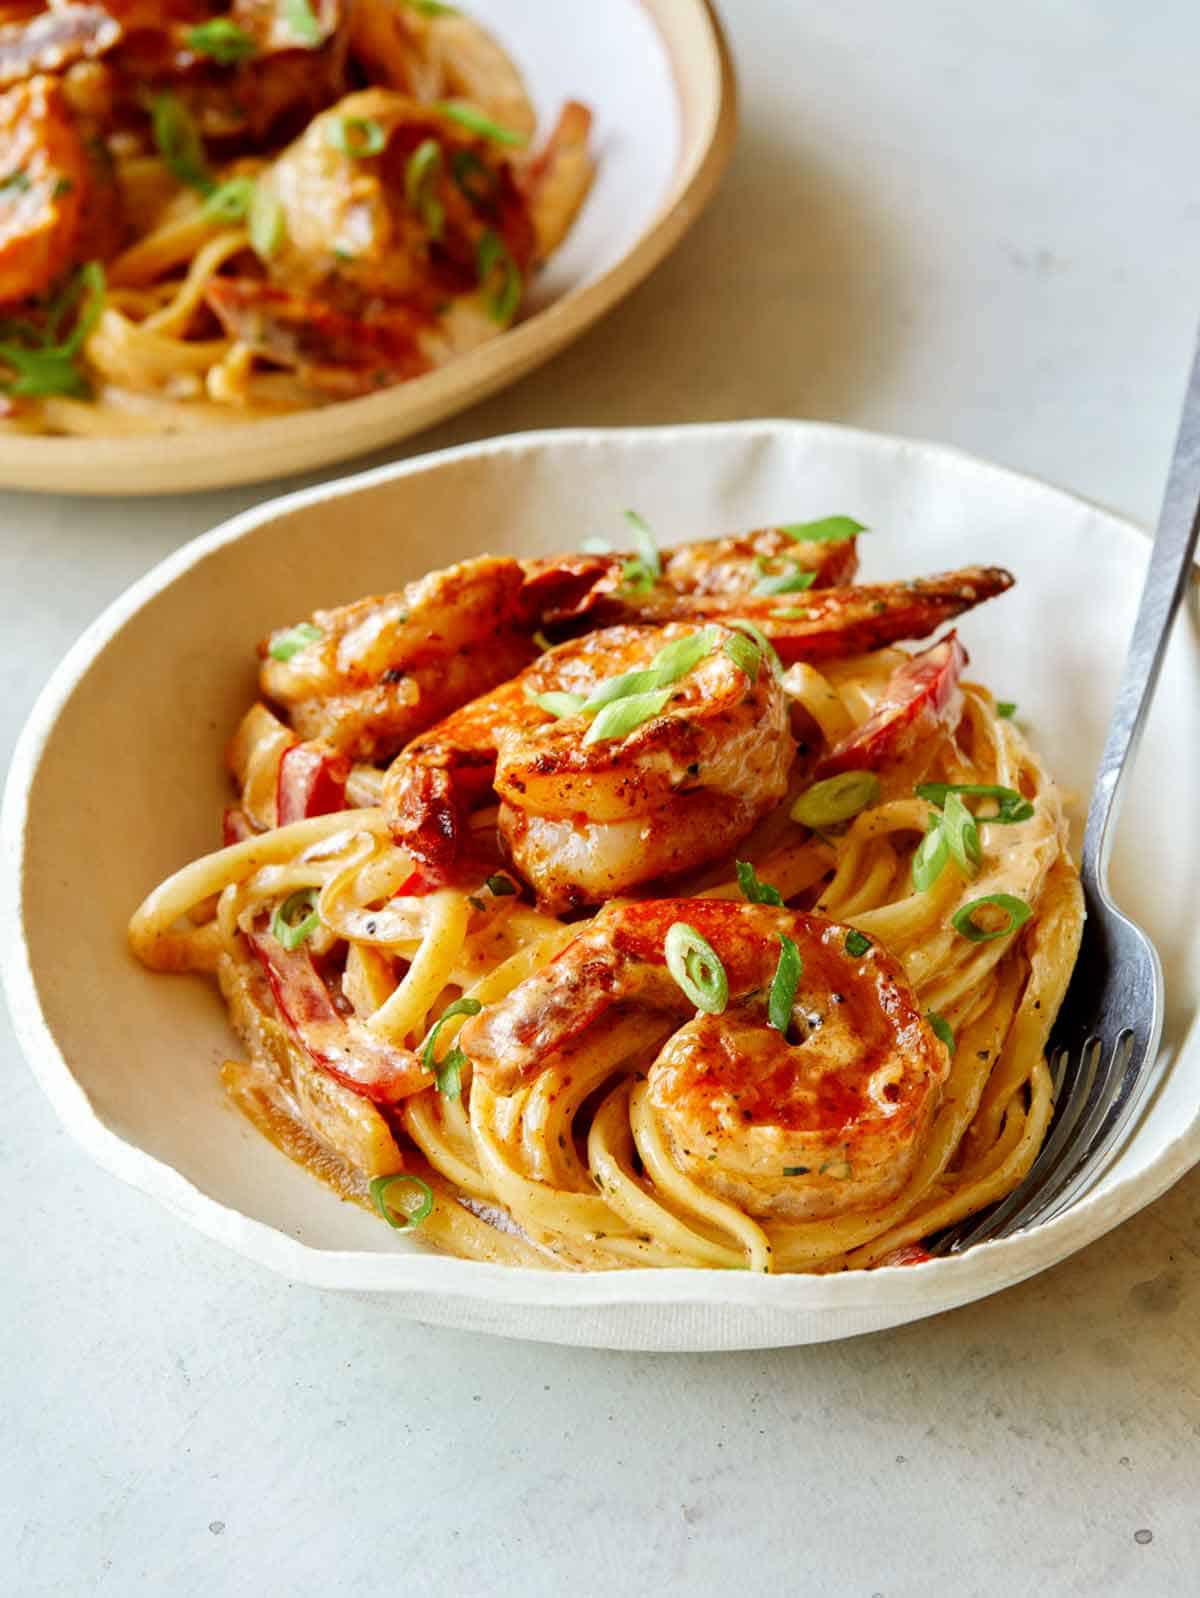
[582,687,674,745]
[845,929,871,958]
[722,632,761,681]
[926,1010,956,1055]
[580,628,717,714]
[369,1172,434,1230]
[187,18,257,62]
[326,115,387,158]
[779,514,867,544]
[408,0,458,13]
[911,814,950,893]
[270,888,320,951]
[782,1165,810,1176]
[450,146,496,204]
[997,701,1018,719]
[772,607,814,620]
[791,770,880,829]
[942,790,982,878]
[436,100,528,147]
[476,227,522,322]
[268,621,322,661]
[951,893,1032,943]
[485,874,517,896]
[753,565,817,597]
[579,535,613,554]
[728,618,782,678]
[151,92,212,193]
[419,994,483,1099]
[736,859,783,907]
[0,169,30,193]
[0,261,105,397]
[619,557,657,593]
[285,0,323,46]
[768,933,803,1034]
[664,922,728,1014]
[526,687,585,719]
[202,176,255,221]
[532,629,552,652]
[623,510,661,580]
[249,185,286,258]
[916,782,1034,825]
[52,175,74,198]
[404,138,444,238]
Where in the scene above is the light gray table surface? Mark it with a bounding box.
[4,3,1200,1593]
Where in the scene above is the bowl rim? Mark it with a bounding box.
[5,418,1199,1317]
[0,0,739,497]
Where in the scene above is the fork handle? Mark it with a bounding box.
[1083,331,1200,884]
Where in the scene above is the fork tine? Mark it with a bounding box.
[927,1033,1101,1255]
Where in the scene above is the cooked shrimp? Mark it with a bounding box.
[385,621,794,911]
[461,898,950,1222]
[256,88,534,308]
[347,0,537,141]
[260,553,611,762]
[521,100,593,260]
[0,74,90,301]
[528,524,861,629]
[606,565,1015,663]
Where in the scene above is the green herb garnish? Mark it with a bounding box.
[485,874,517,896]
[916,782,1034,825]
[369,1172,434,1230]
[728,617,782,678]
[582,688,674,745]
[779,515,867,544]
[285,0,324,47]
[187,18,257,62]
[0,169,30,193]
[203,176,255,221]
[476,227,521,322]
[665,922,728,1014]
[405,138,444,237]
[791,770,880,829]
[0,261,105,397]
[767,933,802,1033]
[436,100,528,146]
[951,894,1033,944]
[526,687,586,719]
[941,790,982,879]
[249,185,286,258]
[997,701,1018,719]
[151,92,212,193]
[326,116,387,158]
[753,565,817,597]
[722,632,761,681]
[420,996,482,1100]
[845,930,871,958]
[268,621,322,661]
[270,888,320,951]
[736,859,784,907]
[926,1010,956,1054]
[911,813,950,893]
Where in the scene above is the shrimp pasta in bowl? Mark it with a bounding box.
[129,512,1083,1275]
[0,0,594,435]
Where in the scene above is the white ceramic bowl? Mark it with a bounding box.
[5,421,1199,1351]
[0,0,735,496]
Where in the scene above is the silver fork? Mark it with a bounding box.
[931,331,1200,1255]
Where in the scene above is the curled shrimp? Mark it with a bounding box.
[461,898,950,1222]
[259,553,610,762]
[0,75,92,301]
[586,565,1015,661]
[384,621,794,912]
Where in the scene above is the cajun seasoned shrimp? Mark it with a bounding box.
[252,89,534,303]
[528,523,861,629]
[347,0,537,142]
[260,554,611,762]
[461,898,950,1222]
[385,621,794,912]
[521,100,593,260]
[605,565,1014,664]
[0,74,93,301]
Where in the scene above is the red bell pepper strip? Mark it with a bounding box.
[815,632,967,778]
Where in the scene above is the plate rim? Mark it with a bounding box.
[0,0,739,497]
[5,418,1199,1328]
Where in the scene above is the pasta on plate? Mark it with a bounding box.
[0,1,593,435]
[129,513,1083,1273]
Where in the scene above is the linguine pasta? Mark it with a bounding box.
[129,533,1082,1274]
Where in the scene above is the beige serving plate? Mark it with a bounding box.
[0,0,736,496]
